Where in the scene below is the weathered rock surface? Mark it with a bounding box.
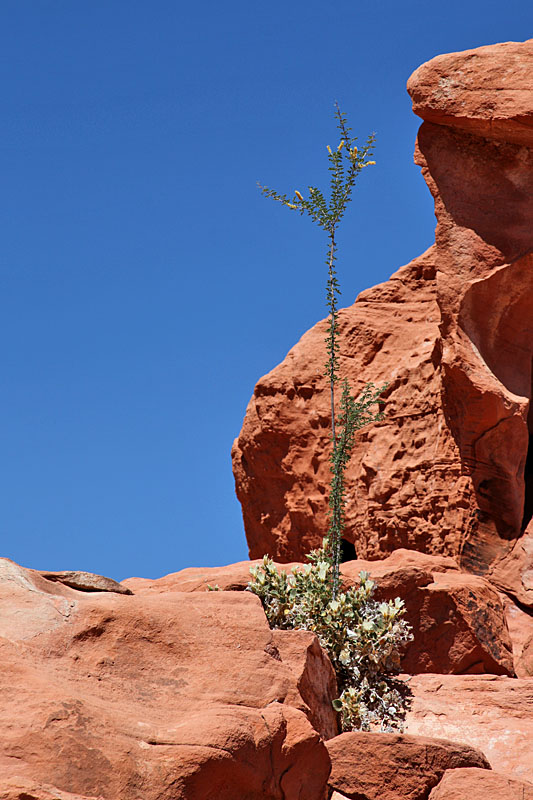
[406,674,533,783]
[122,558,268,594]
[272,629,339,740]
[518,633,533,676]
[137,552,514,676]
[342,557,514,676]
[0,558,331,799]
[6,39,533,800]
[41,569,133,595]
[501,592,533,677]
[407,40,533,146]
[0,779,103,800]
[429,767,533,800]
[326,731,490,800]
[232,247,445,564]
[0,782,103,800]
[232,39,533,610]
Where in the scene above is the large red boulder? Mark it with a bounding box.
[0,558,331,799]
[231,39,533,609]
[326,731,490,800]
[341,555,514,676]
[429,767,533,800]
[407,40,533,146]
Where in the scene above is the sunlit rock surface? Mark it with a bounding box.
[232,38,533,610]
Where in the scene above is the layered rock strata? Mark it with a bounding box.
[232,39,533,608]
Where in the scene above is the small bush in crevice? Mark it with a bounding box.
[249,550,413,731]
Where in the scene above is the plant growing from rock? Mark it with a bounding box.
[258,103,382,594]
[250,105,412,731]
[250,556,412,731]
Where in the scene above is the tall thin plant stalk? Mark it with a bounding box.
[260,104,386,600]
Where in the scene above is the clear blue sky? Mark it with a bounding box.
[1,1,531,581]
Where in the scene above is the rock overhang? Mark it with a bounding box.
[407,39,533,146]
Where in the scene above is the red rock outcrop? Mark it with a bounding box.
[125,550,515,677]
[325,731,490,800]
[0,557,331,799]
[341,554,514,676]
[232,39,533,608]
[1,779,103,800]
[5,40,533,800]
[501,591,533,677]
[406,674,533,783]
[428,767,533,800]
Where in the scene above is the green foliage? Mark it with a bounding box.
[249,552,413,731]
[253,105,412,732]
[328,379,386,597]
[258,104,375,407]
[259,104,383,596]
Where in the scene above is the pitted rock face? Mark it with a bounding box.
[232,38,533,607]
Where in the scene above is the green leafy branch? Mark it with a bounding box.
[259,103,383,598]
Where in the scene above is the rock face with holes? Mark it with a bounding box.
[232,39,533,608]
[0,557,331,800]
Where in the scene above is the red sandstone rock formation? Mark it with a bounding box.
[0,557,331,799]
[340,554,514,676]
[428,768,533,799]
[3,551,532,797]
[326,731,490,800]
[232,39,533,609]
[406,673,533,783]
[131,550,514,677]
[1,780,102,800]
[5,40,533,800]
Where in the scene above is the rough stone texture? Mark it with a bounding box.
[407,40,533,147]
[125,552,514,676]
[41,570,133,595]
[272,629,339,740]
[0,558,331,800]
[341,557,514,676]
[518,634,533,676]
[326,731,490,800]
[232,248,446,564]
[406,674,533,784]
[501,592,533,677]
[122,559,269,594]
[429,767,533,800]
[231,39,533,609]
[0,779,103,800]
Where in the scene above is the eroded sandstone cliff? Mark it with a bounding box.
[4,40,533,800]
[232,39,533,608]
